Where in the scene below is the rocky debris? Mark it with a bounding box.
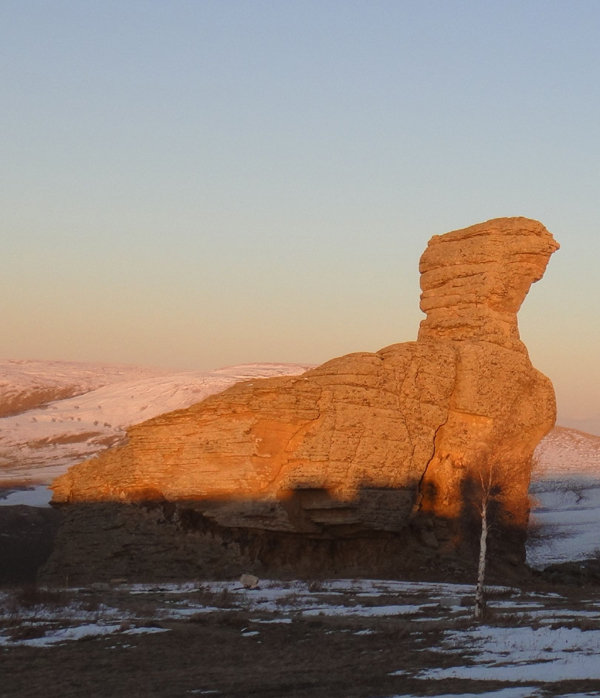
[240,574,260,589]
[43,217,559,583]
[537,559,600,587]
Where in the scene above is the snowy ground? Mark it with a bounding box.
[0,484,52,508]
[3,578,600,696]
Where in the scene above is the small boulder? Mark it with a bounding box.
[239,573,259,589]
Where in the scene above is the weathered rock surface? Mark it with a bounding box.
[44,217,559,583]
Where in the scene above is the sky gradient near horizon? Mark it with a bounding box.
[2,1,600,433]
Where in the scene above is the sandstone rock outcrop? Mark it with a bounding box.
[45,217,559,583]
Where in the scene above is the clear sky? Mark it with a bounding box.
[2,1,599,433]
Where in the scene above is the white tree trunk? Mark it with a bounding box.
[474,500,488,620]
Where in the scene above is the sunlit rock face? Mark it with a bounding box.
[415,218,559,533]
[46,217,559,582]
[418,218,559,350]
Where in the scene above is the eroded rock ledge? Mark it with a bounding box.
[42,217,559,583]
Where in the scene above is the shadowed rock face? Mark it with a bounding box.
[45,217,559,582]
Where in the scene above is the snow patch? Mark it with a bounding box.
[0,485,52,507]
[415,626,600,682]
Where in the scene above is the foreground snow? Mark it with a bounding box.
[411,625,600,683]
[3,578,600,693]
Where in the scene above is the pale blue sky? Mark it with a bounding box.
[2,1,599,432]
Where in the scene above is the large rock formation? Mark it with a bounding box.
[44,217,559,583]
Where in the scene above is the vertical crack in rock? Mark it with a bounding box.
[413,405,452,516]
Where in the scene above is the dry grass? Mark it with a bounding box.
[13,584,66,609]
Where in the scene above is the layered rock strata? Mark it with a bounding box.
[44,217,559,583]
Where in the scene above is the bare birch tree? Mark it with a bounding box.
[473,457,500,621]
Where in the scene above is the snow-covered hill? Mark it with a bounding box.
[0,359,311,484]
[2,358,600,569]
[0,359,173,418]
[528,427,600,568]
[533,426,600,478]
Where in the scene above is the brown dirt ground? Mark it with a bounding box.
[2,583,600,698]
[4,504,600,697]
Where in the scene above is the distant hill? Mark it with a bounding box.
[533,425,600,478]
